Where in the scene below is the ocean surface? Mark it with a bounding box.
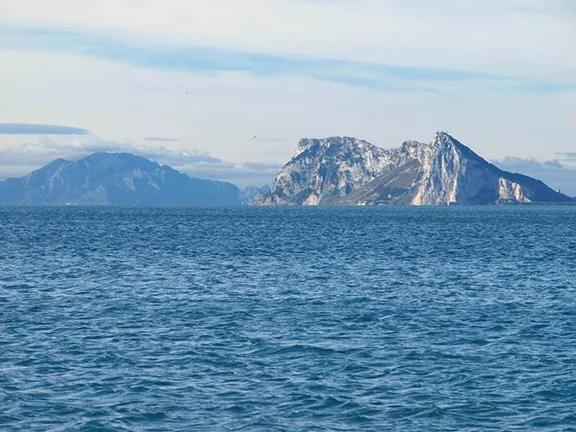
[1,206,576,431]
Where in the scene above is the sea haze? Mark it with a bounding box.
[1,206,575,431]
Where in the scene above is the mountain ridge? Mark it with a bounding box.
[255,132,572,206]
[1,136,572,206]
[0,152,243,206]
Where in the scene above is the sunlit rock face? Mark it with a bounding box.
[255,132,573,206]
[255,136,425,205]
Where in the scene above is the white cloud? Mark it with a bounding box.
[1,0,574,78]
[1,50,575,166]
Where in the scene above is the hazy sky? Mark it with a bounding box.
[1,0,575,190]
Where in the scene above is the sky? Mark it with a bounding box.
[0,0,575,192]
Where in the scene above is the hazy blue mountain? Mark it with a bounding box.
[0,153,240,205]
[255,132,573,206]
[239,185,271,204]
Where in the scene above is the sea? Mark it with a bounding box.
[1,206,575,431]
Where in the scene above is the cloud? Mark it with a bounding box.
[250,137,290,144]
[493,157,576,196]
[1,43,575,171]
[0,123,89,135]
[1,0,574,81]
[1,27,573,93]
[143,137,181,142]
[0,134,278,187]
[556,152,576,160]
[0,134,136,166]
[242,162,285,171]
[173,161,281,187]
[0,134,220,167]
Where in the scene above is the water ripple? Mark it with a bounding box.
[1,206,575,431]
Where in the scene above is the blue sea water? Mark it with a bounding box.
[1,206,576,431]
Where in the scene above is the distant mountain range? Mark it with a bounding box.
[254,132,573,206]
[1,133,572,206]
[0,152,258,205]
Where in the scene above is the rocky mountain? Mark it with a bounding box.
[255,132,573,206]
[239,185,271,205]
[0,153,240,205]
[256,137,418,205]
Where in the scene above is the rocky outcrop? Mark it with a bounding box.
[254,132,573,206]
[255,137,424,205]
[239,185,271,204]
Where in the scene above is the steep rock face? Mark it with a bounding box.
[255,132,573,206]
[409,132,570,205]
[256,137,423,205]
[410,132,504,205]
[0,153,241,205]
